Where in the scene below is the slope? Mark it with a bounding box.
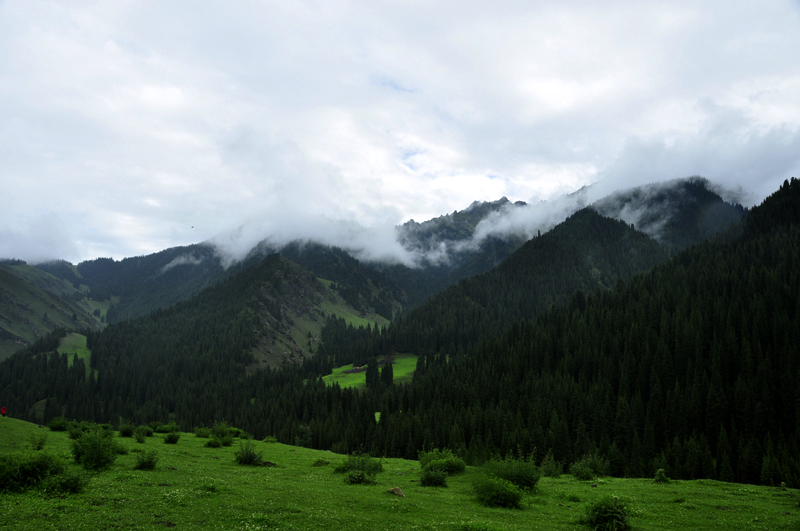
[0,264,100,360]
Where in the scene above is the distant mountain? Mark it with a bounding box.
[0,262,101,360]
[591,177,745,253]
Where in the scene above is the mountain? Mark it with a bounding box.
[316,207,670,370]
[591,177,745,253]
[0,262,101,360]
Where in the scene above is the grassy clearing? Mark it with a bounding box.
[322,354,418,389]
[0,417,798,530]
[58,333,94,380]
[318,299,389,329]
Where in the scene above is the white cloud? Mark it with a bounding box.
[1,0,799,263]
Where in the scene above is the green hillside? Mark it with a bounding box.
[0,418,798,530]
[0,265,100,361]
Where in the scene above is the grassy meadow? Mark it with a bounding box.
[322,354,418,389]
[1,417,798,530]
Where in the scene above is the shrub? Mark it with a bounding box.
[164,432,181,444]
[579,495,631,531]
[134,450,159,470]
[654,468,670,484]
[311,459,330,467]
[229,427,244,438]
[335,452,383,485]
[262,436,278,443]
[539,449,563,477]
[119,424,135,437]
[41,469,89,494]
[0,451,66,492]
[481,453,540,491]
[212,422,231,440]
[234,440,264,466]
[571,453,611,480]
[420,448,466,475]
[420,467,448,487]
[345,470,376,485]
[71,431,120,470]
[204,438,222,448]
[219,435,234,447]
[194,427,212,438]
[472,475,523,508]
[154,422,179,433]
[48,417,70,432]
[133,426,148,444]
[28,432,48,451]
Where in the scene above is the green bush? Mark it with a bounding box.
[164,432,181,444]
[47,417,70,432]
[133,426,148,444]
[194,427,212,438]
[134,450,159,471]
[212,422,231,440]
[41,469,89,494]
[154,422,179,433]
[579,495,631,531]
[654,468,670,484]
[234,440,264,466]
[28,432,48,451]
[345,469,376,485]
[481,453,540,491]
[539,449,563,477]
[420,467,448,487]
[335,452,383,485]
[472,475,523,508]
[570,453,611,480]
[71,430,120,470]
[0,451,66,492]
[220,435,234,447]
[312,459,330,467]
[262,436,278,443]
[420,449,466,475]
[204,438,222,448]
[119,424,135,437]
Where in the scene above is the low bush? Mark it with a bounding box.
[47,417,70,432]
[28,432,47,451]
[0,451,66,492]
[41,469,89,494]
[335,452,383,485]
[420,448,466,475]
[579,495,631,531]
[420,467,448,487]
[262,436,279,443]
[481,453,539,491]
[71,430,120,470]
[204,438,222,448]
[134,450,159,471]
[539,449,563,477]
[194,427,212,438]
[311,459,330,467]
[570,453,611,480]
[472,475,523,508]
[345,470,376,485]
[654,468,670,484]
[219,435,234,447]
[212,422,231,440]
[154,422,179,433]
[133,426,148,444]
[164,432,181,444]
[234,440,264,466]
[119,424,135,437]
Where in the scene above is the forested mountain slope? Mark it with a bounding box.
[0,263,100,360]
[373,178,800,485]
[312,208,669,371]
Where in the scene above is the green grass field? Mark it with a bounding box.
[58,333,94,380]
[0,417,798,530]
[322,354,418,389]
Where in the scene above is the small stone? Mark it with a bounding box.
[387,487,405,497]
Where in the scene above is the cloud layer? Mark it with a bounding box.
[1,0,799,263]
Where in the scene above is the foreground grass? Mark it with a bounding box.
[1,417,798,530]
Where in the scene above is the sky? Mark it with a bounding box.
[1,0,800,264]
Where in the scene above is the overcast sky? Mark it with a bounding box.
[2,0,799,264]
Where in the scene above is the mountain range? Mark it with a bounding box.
[5,176,797,488]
